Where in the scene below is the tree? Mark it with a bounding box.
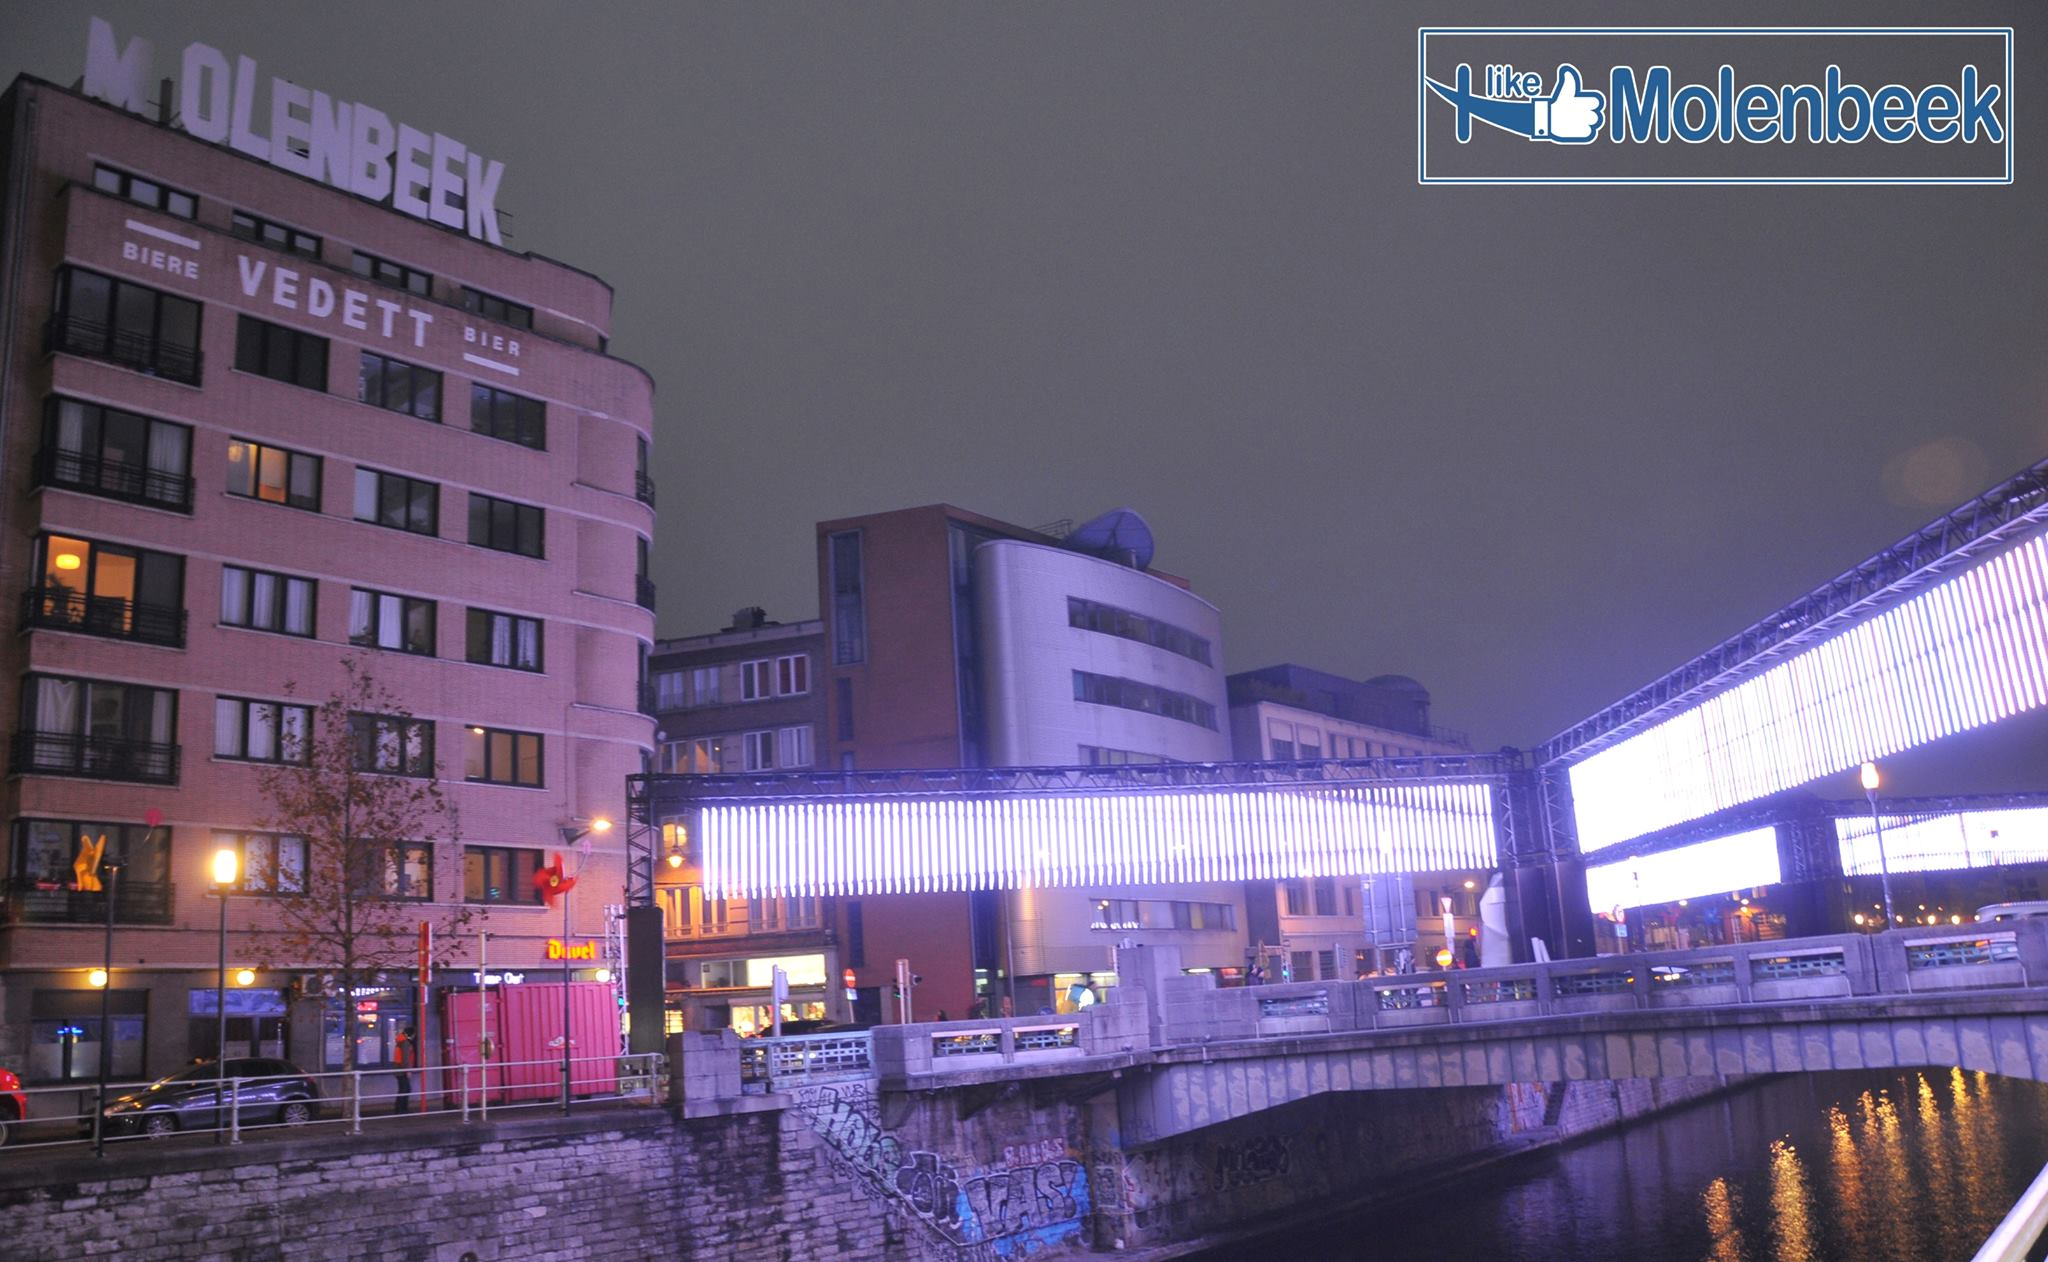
[254,658,469,1076]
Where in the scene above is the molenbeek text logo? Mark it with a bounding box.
[1417,28,2012,184]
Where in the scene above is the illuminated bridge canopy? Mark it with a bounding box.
[1583,827,1782,912]
[684,778,1501,898]
[1567,528,2048,853]
[1837,802,2048,877]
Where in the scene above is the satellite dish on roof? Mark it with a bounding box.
[1066,508,1155,571]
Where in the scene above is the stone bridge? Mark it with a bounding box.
[686,919,2048,1148]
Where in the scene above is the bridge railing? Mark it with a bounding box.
[1153,920,2048,1043]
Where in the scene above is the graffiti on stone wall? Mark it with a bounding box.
[1210,1135,1291,1191]
[792,1083,1092,1258]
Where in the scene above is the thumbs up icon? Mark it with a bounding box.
[1532,65,1604,142]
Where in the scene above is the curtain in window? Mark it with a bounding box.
[34,677,80,734]
[147,421,187,479]
[220,567,248,623]
[284,579,312,635]
[54,400,87,454]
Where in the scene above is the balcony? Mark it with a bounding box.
[21,587,187,648]
[10,732,180,785]
[1,878,174,926]
[46,314,202,385]
[636,470,657,507]
[636,575,657,612]
[34,448,195,513]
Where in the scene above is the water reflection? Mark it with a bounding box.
[1193,1070,2048,1261]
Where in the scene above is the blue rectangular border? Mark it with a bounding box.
[1417,27,2014,185]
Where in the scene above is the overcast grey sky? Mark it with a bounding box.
[10,2,2044,763]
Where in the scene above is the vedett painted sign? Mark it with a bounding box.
[81,17,508,241]
[1417,28,2012,184]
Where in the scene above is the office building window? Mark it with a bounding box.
[464,846,543,904]
[353,468,438,536]
[777,726,813,769]
[230,211,320,259]
[467,493,543,558]
[220,566,316,637]
[358,351,442,421]
[463,726,542,787]
[829,531,865,664]
[38,397,194,512]
[350,249,431,296]
[213,830,308,894]
[348,588,435,655]
[459,285,532,329]
[1072,671,1217,730]
[214,698,311,764]
[226,439,321,510]
[234,316,329,391]
[93,164,196,218]
[469,385,545,449]
[1066,597,1212,665]
[49,267,202,384]
[465,609,542,671]
[349,713,434,777]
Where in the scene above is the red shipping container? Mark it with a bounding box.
[440,981,620,1105]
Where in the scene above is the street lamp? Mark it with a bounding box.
[211,847,239,1143]
[556,817,610,1114]
[1860,762,1897,932]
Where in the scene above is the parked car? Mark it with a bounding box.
[99,1058,322,1138]
[0,1067,24,1147]
[1975,902,2048,923]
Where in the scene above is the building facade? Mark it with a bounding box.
[648,610,833,1034]
[0,66,655,1089]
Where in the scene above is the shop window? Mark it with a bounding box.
[29,990,147,1083]
[188,987,288,1060]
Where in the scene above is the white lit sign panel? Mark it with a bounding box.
[1570,531,2048,852]
[1836,807,2048,876]
[83,18,507,244]
[698,784,1499,897]
[1583,828,1782,910]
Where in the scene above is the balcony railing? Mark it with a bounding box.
[0,878,174,926]
[45,314,202,385]
[635,575,657,611]
[21,587,187,648]
[34,448,195,513]
[10,732,180,784]
[636,470,657,507]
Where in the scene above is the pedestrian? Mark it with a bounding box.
[967,996,988,1020]
[1247,963,1266,987]
[394,1026,416,1114]
[999,995,1015,1019]
[934,1009,949,1023]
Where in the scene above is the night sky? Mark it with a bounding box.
[10,2,2045,779]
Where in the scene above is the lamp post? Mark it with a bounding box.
[1860,762,1897,932]
[92,859,121,1157]
[211,847,238,1143]
[557,818,610,1115]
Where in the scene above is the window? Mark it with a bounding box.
[349,713,434,777]
[463,726,542,787]
[636,536,654,609]
[1071,671,1218,730]
[740,660,772,701]
[464,846,543,904]
[1283,881,1310,917]
[38,397,192,511]
[829,531,865,663]
[349,588,436,655]
[220,565,317,637]
[653,670,685,709]
[692,668,723,708]
[213,830,307,894]
[93,163,196,218]
[465,608,542,671]
[234,316,329,391]
[230,211,320,259]
[375,842,433,899]
[635,435,655,504]
[1079,745,1168,766]
[50,267,202,384]
[779,656,811,695]
[467,493,543,557]
[1290,951,1314,983]
[353,468,438,536]
[28,989,147,1083]
[469,385,545,449]
[659,736,725,774]
[777,726,813,769]
[1318,949,1338,981]
[350,249,431,296]
[17,675,178,783]
[10,818,171,926]
[1313,877,1338,917]
[358,351,442,421]
[29,534,184,647]
[1066,597,1213,666]
[214,698,311,764]
[742,730,775,771]
[226,439,321,510]
[459,285,532,329]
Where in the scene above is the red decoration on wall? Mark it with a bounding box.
[534,852,577,908]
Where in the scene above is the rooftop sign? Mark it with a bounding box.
[82,17,508,244]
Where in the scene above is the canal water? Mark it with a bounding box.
[1192,1069,2048,1261]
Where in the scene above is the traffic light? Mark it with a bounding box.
[1279,958,1292,982]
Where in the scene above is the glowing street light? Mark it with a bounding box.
[211,847,239,1144]
[555,817,610,1115]
[1860,762,1897,932]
